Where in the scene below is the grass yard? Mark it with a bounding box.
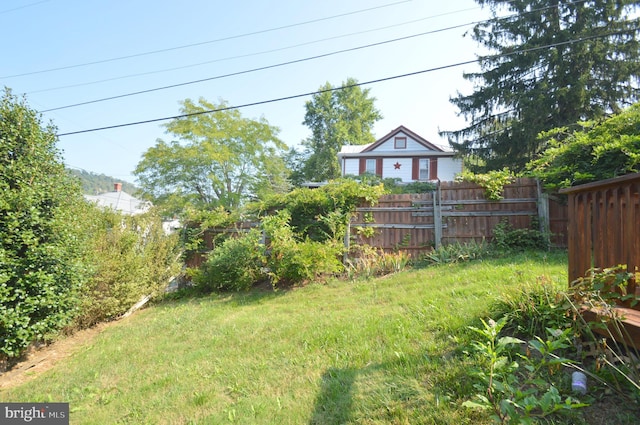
[0,251,575,424]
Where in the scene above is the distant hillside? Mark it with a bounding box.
[68,169,139,195]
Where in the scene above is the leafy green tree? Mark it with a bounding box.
[301,78,382,181]
[134,98,288,213]
[443,0,640,172]
[0,89,87,358]
[527,102,640,190]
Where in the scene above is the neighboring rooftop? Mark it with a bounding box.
[85,183,151,215]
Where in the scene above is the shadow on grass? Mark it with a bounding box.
[309,367,358,425]
[307,314,504,425]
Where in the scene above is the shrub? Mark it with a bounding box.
[268,239,343,285]
[464,318,586,423]
[490,276,571,339]
[192,229,266,292]
[487,267,640,418]
[262,211,343,286]
[73,207,182,328]
[0,90,88,359]
[253,178,384,242]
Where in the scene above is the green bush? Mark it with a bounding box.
[262,211,343,286]
[0,90,88,359]
[192,229,266,292]
[253,178,384,242]
[73,207,182,328]
[193,210,345,291]
[527,103,640,191]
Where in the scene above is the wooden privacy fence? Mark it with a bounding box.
[350,178,568,256]
[560,173,640,348]
[560,173,640,301]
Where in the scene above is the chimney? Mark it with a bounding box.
[114,183,122,192]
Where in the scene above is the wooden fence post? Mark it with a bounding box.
[433,183,442,249]
[343,220,350,264]
[536,179,551,248]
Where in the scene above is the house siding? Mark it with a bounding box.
[338,125,463,182]
[382,158,413,181]
[343,156,461,182]
[367,131,435,153]
[436,157,463,181]
[343,158,361,176]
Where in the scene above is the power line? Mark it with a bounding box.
[57,28,638,138]
[40,0,593,112]
[0,0,50,15]
[1,0,413,79]
[29,9,478,96]
[42,21,475,112]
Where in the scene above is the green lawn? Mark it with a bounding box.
[0,251,569,424]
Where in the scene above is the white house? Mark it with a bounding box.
[85,183,151,216]
[337,125,462,182]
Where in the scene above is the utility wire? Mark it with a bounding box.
[57,27,638,137]
[29,10,478,95]
[0,0,50,15]
[40,0,592,112]
[41,22,474,112]
[1,0,413,79]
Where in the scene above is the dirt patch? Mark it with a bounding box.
[0,322,113,390]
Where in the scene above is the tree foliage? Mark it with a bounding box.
[300,78,382,182]
[0,89,88,358]
[443,0,640,172]
[134,98,288,213]
[252,178,385,242]
[527,102,640,190]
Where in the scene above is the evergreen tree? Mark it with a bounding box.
[443,0,640,172]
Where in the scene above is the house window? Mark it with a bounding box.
[394,137,407,149]
[365,159,377,174]
[419,158,429,181]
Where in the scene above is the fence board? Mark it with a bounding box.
[353,178,567,256]
[561,173,640,308]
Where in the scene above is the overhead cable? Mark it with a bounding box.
[57,27,639,137]
[29,11,477,95]
[1,0,413,79]
[40,0,592,111]
[41,22,473,112]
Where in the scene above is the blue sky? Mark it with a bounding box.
[1,0,491,184]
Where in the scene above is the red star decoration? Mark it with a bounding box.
[394,162,401,169]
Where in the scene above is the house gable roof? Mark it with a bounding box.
[362,125,444,153]
[85,190,151,215]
